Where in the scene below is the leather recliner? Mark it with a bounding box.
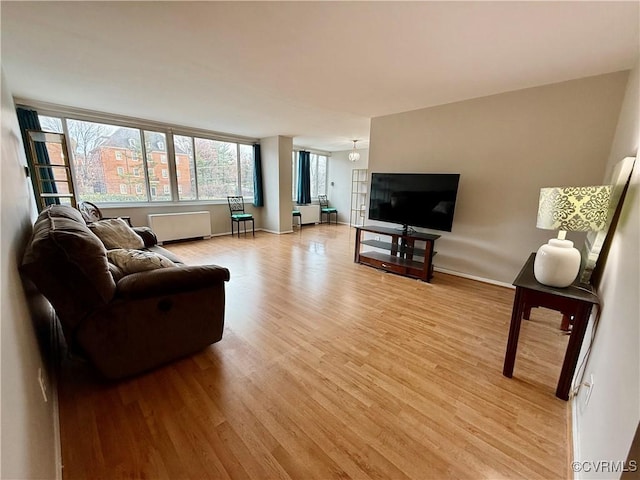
[21,204,230,379]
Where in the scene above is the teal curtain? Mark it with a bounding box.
[296,150,311,204]
[252,144,264,207]
[16,107,58,206]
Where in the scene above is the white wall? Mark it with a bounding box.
[277,136,294,232]
[1,71,59,478]
[328,149,369,225]
[369,72,629,284]
[101,203,253,236]
[260,135,293,233]
[574,60,639,479]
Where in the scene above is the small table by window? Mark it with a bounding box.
[502,253,599,400]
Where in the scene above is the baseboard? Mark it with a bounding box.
[260,228,293,235]
[212,229,265,237]
[434,267,514,289]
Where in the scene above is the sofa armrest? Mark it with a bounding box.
[133,226,158,248]
[116,265,230,299]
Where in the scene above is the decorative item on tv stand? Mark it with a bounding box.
[534,185,611,288]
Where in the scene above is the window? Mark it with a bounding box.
[292,152,296,201]
[173,135,196,201]
[311,153,327,199]
[239,144,254,198]
[195,138,238,199]
[292,151,328,200]
[144,131,170,201]
[39,115,63,133]
[38,110,255,205]
[66,119,148,203]
[174,135,253,200]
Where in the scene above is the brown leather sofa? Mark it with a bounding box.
[21,204,230,379]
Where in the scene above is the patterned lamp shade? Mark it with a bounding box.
[536,185,612,232]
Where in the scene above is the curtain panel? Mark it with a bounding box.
[296,150,311,204]
[252,144,264,207]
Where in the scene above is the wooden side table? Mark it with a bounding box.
[503,253,599,400]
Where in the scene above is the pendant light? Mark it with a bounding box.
[348,140,360,162]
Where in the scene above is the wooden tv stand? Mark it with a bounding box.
[354,225,440,282]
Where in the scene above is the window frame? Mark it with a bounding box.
[33,105,258,207]
[291,149,330,202]
[178,135,254,201]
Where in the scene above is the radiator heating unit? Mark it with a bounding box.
[148,211,212,244]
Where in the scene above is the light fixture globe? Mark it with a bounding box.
[348,140,360,162]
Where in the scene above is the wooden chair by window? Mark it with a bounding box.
[318,195,338,224]
[227,196,254,237]
[78,201,132,226]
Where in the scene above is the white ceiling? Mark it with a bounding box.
[2,1,638,152]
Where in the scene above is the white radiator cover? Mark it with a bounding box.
[296,204,320,224]
[148,211,211,243]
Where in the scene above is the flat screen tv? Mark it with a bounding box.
[368,173,460,232]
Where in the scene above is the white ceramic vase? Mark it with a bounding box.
[534,238,581,288]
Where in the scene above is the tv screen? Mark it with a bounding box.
[368,173,460,232]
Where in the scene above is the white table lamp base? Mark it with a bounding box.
[534,238,581,288]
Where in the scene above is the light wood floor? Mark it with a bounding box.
[58,224,570,479]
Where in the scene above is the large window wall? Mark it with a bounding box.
[38,113,255,204]
[291,150,328,201]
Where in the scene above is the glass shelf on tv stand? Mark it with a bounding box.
[353,225,441,282]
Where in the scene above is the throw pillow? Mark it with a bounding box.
[107,249,177,275]
[89,218,144,250]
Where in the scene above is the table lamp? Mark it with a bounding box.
[534,185,611,287]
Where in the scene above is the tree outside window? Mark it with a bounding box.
[63,119,148,202]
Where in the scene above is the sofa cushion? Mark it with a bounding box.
[21,206,117,331]
[146,245,184,265]
[107,249,177,275]
[89,218,145,250]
